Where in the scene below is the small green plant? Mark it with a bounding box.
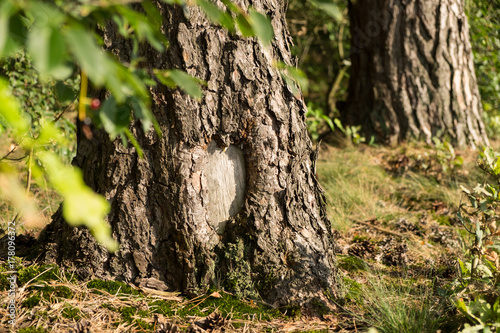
[456,296,500,332]
[305,104,336,141]
[454,148,500,331]
[457,148,500,282]
[305,103,368,144]
[432,138,464,174]
[334,118,367,145]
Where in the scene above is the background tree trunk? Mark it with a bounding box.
[38,1,341,307]
[343,0,489,147]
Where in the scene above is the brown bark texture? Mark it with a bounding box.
[38,1,341,307]
[343,0,489,147]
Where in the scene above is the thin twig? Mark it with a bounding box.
[54,104,74,123]
[26,148,33,194]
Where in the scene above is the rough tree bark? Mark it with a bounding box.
[38,1,341,307]
[343,0,489,147]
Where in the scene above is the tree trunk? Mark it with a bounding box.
[38,1,341,307]
[343,0,489,147]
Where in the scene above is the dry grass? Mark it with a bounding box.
[0,262,349,332]
[317,143,481,231]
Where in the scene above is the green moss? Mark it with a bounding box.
[0,263,78,292]
[103,304,152,330]
[149,300,176,316]
[17,264,61,285]
[343,277,363,303]
[22,295,42,308]
[222,240,258,299]
[34,310,48,319]
[87,279,140,296]
[435,214,452,226]
[280,305,301,318]
[62,306,85,320]
[24,285,74,305]
[18,328,47,333]
[254,270,278,296]
[339,256,368,271]
[309,299,331,316]
[352,235,369,242]
[0,270,10,291]
[150,288,281,321]
[53,286,73,298]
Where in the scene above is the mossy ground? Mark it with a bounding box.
[0,142,493,331]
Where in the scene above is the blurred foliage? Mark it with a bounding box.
[466,0,500,138]
[0,51,78,164]
[287,0,350,141]
[287,0,349,108]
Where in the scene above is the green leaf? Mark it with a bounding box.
[281,73,299,97]
[476,221,484,247]
[38,152,118,252]
[219,0,242,13]
[124,128,143,158]
[334,118,347,134]
[249,8,274,45]
[276,62,309,92]
[484,148,496,167]
[493,156,500,175]
[115,5,167,52]
[458,259,469,276]
[461,185,471,194]
[55,81,77,105]
[321,114,335,132]
[94,59,149,105]
[0,0,15,58]
[454,155,464,167]
[0,77,29,136]
[3,14,28,57]
[65,25,109,86]
[235,14,254,37]
[196,0,235,32]
[309,0,342,21]
[36,122,68,147]
[129,96,161,136]
[474,184,492,197]
[28,25,69,79]
[141,1,163,30]
[154,69,205,100]
[99,96,132,139]
[456,298,470,315]
[286,66,309,92]
[103,62,127,103]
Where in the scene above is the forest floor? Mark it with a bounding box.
[0,141,493,332]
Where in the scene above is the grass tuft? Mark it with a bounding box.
[350,272,439,333]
